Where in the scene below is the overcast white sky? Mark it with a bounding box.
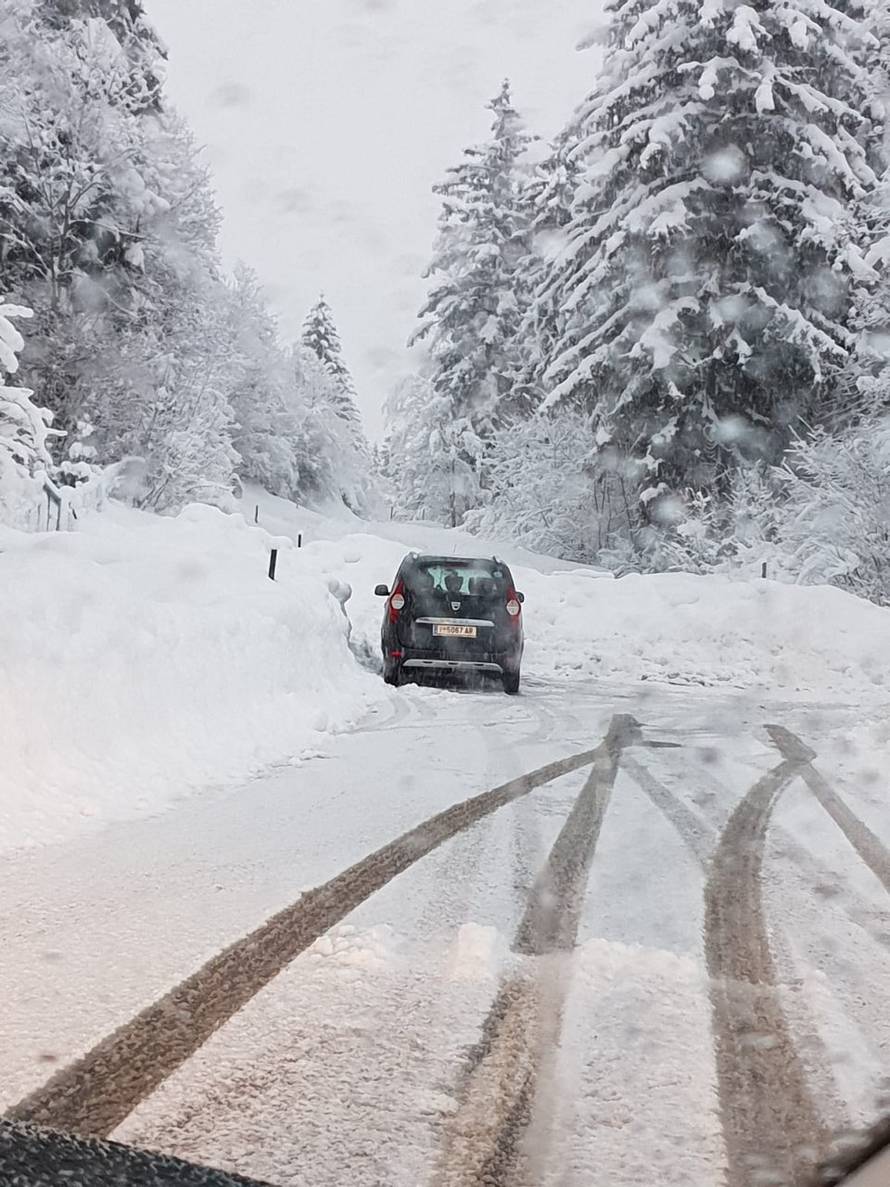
[144,0,600,437]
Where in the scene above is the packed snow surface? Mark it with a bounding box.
[3,487,888,853]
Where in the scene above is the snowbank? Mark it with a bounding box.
[520,569,890,693]
[0,502,383,854]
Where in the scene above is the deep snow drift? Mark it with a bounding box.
[3,488,889,854]
[0,502,379,854]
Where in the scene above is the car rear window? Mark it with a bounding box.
[405,563,508,597]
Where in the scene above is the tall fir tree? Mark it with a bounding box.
[839,2,890,422]
[384,374,484,526]
[224,265,301,499]
[534,0,884,495]
[513,119,585,411]
[291,344,372,512]
[408,80,534,522]
[300,295,364,439]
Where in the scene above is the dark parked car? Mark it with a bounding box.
[375,554,525,694]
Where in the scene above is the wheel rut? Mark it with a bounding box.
[628,730,890,1186]
[625,744,830,1187]
[769,726,890,895]
[5,745,602,1139]
[621,752,713,865]
[432,715,639,1187]
[705,754,829,1187]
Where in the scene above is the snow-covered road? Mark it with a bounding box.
[5,675,890,1187]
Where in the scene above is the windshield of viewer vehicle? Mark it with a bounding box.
[2,2,890,1186]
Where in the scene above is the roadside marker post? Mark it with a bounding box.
[268,549,278,581]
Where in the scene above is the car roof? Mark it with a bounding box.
[405,554,509,569]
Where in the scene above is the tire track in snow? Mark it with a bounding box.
[347,690,413,736]
[5,746,603,1140]
[520,696,562,747]
[705,751,829,1187]
[627,749,890,940]
[627,741,834,1184]
[433,715,639,1187]
[621,753,714,865]
[623,753,851,1134]
[769,726,890,895]
[513,718,638,956]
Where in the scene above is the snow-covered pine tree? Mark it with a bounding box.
[1,2,167,426]
[537,0,884,496]
[383,374,483,526]
[300,296,364,438]
[514,119,585,411]
[775,419,890,604]
[0,3,244,508]
[291,346,373,513]
[369,439,394,512]
[224,266,301,499]
[131,273,239,512]
[409,80,535,521]
[835,208,890,423]
[37,0,164,111]
[0,2,164,319]
[835,3,890,424]
[863,0,890,116]
[465,407,638,561]
[64,108,242,511]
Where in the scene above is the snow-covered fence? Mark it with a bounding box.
[41,476,80,532]
[28,472,110,533]
[35,458,145,533]
[4,474,90,533]
[44,480,62,531]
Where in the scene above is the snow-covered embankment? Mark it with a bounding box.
[0,502,382,853]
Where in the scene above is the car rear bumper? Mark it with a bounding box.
[402,658,504,674]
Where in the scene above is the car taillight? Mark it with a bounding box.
[506,595,521,618]
[389,583,405,623]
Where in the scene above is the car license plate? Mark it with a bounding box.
[433,623,477,638]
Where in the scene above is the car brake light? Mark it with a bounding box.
[389,582,405,623]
